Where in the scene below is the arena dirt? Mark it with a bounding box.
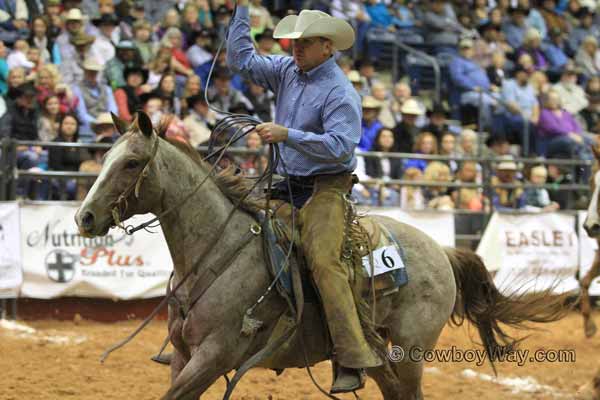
[1,312,598,399]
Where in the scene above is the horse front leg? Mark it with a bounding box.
[161,333,236,400]
[582,249,600,338]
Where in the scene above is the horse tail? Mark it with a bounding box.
[444,247,571,372]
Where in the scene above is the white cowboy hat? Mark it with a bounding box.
[64,8,85,21]
[362,96,382,109]
[347,70,361,83]
[82,58,102,71]
[400,98,424,115]
[273,10,355,50]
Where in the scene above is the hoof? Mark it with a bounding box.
[151,352,173,366]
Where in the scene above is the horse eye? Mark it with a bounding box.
[125,160,140,169]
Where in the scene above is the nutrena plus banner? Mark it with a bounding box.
[20,203,172,299]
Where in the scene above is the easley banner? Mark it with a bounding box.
[20,203,172,299]
[477,212,579,294]
[578,211,600,296]
[0,202,22,297]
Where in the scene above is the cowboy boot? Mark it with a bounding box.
[330,362,367,394]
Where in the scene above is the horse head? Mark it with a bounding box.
[75,112,164,237]
[584,145,600,238]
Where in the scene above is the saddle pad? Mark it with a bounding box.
[262,212,408,303]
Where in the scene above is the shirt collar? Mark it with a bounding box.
[295,56,337,82]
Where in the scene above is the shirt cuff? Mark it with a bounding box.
[285,128,303,146]
[235,5,249,19]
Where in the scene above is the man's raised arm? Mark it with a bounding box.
[226,0,289,94]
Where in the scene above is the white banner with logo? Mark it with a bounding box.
[363,208,455,247]
[0,202,22,297]
[476,212,579,294]
[20,203,172,299]
[578,211,600,296]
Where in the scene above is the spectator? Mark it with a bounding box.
[72,58,118,141]
[575,35,600,78]
[59,32,97,86]
[187,28,214,69]
[114,66,151,122]
[7,39,35,70]
[365,127,404,181]
[6,66,26,100]
[392,98,424,153]
[238,130,265,176]
[516,28,548,71]
[0,82,39,140]
[552,61,588,115]
[422,0,467,50]
[0,40,7,95]
[132,20,153,65]
[542,27,569,74]
[35,64,78,114]
[452,161,485,211]
[365,0,408,31]
[180,74,202,115]
[249,0,274,33]
[255,28,284,56]
[423,161,454,210]
[159,27,193,78]
[147,44,172,89]
[491,159,525,209]
[522,0,547,40]
[55,8,88,61]
[440,132,459,173]
[347,70,367,96]
[183,94,216,148]
[581,76,600,134]
[403,131,437,172]
[492,65,539,152]
[28,16,60,65]
[399,167,425,210]
[104,40,143,89]
[91,13,120,66]
[530,70,550,96]
[355,59,378,91]
[449,37,499,128]
[474,22,512,68]
[359,96,384,151]
[152,72,180,115]
[91,112,118,142]
[486,50,509,87]
[568,7,600,55]
[523,165,560,211]
[180,3,201,45]
[48,115,88,200]
[458,128,478,156]
[207,67,252,119]
[379,80,411,127]
[422,103,451,143]
[156,8,181,40]
[37,95,60,142]
[502,6,530,50]
[539,0,568,34]
[546,146,578,209]
[537,90,590,160]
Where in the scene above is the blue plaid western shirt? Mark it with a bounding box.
[226,6,361,176]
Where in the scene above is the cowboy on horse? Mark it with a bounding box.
[227,1,381,393]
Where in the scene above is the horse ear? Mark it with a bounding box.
[111,112,129,136]
[136,111,154,137]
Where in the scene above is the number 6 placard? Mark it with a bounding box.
[362,245,406,277]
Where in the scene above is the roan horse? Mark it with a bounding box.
[75,112,567,400]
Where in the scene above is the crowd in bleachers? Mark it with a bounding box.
[0,0,594,210]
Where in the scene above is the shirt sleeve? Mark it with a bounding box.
[226,6,289,94]
[284,87,361,163]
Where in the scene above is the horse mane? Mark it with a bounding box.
[162,136,267,214]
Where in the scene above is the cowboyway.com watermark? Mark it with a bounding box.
[387,345,576,367]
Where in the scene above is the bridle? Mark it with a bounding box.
[110,132,160,233]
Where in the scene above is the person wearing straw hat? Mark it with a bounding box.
[58,31,96,86]
[228,0,382,393]
[71,58,117,141]
[56,8,88,60]
[358,95,383,151]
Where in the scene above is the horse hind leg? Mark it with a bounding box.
[581,250,600,338]
[367,356,424,400]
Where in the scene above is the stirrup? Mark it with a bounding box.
[151,352,173,366]
[330,365,366,394]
